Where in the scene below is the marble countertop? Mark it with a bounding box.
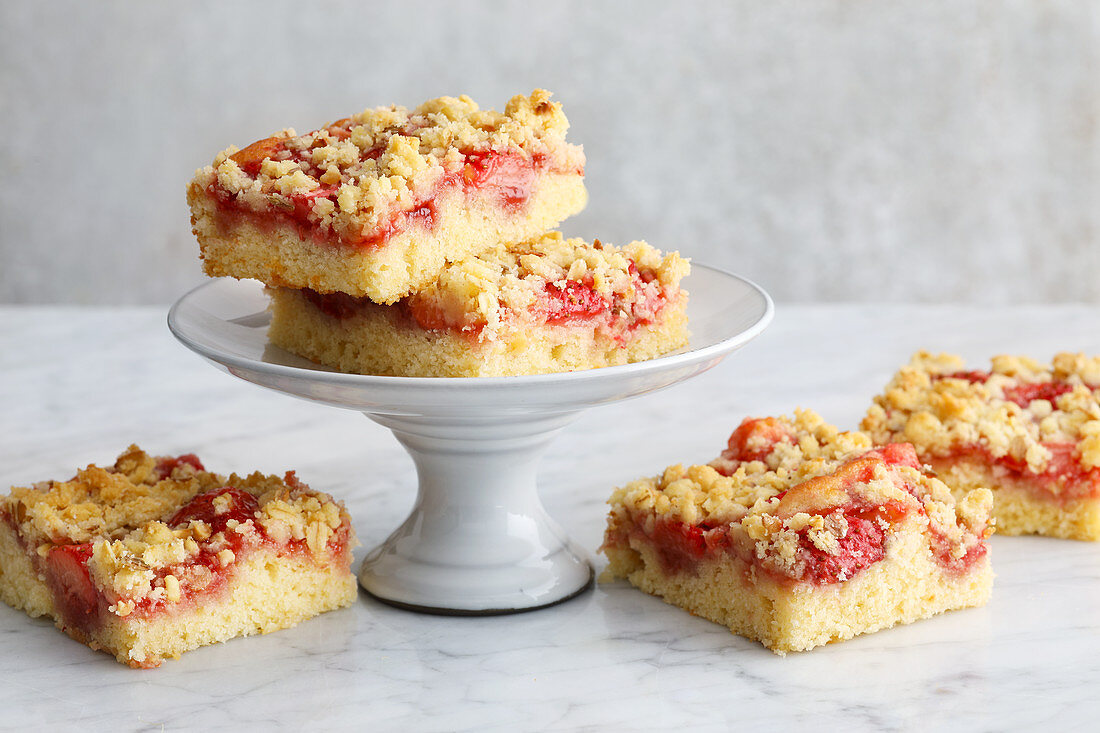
[2,303,1099,731]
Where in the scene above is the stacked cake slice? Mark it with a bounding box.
[188,90,689,377]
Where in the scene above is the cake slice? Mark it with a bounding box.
[863,351,1100,540]
[266,231,690,377]
[188,89,587,304]
[0,446,358,667]
[601,410,993,654]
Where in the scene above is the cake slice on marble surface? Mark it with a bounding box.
[0,446,357,668]
[601,410,994,654]
[266,231,690,377]
[187,89,588,304]
[863,351,1100,540]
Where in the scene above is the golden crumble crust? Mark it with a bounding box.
[606,410,992,582]
[407,231,689,339]
[3,446,356,618]
[7,446,220,548]
[862,351,1100,473]
[189,90,584,243]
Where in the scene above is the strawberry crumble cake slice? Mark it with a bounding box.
[601,410,993,654]
[188,89,588,304]
[863,351,1100,540]
[266,231,690,377]
[0,446,358,667]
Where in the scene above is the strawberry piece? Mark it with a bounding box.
[462,150,537,209]
[229,136,285,175]
[725,417,793,463]
[1002,381,1074,408]
[154,453,205,480]
[168,487,259,534]
[939,370,990,384]
[541,279,608,324]
[868,442,921,470]
[46,544,99,630]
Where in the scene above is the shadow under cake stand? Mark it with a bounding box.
[167,264,773,615]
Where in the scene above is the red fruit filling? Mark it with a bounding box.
[229,136,286,175]
[721,417,795,465]
[44,543,100,632]
[795,510,887,584]
[863,442,921,472]
[168,487,260,534]
[210,137,572,250]
[938,370,990,384]
[927,524,990,575]
[301,261,673,344]
[541,279,609,325]
[639,500,904,586]
[624,442,985,586]
[154,454,205,480]
[1001,381,1075,408]
[925,370,1099,498]
[946,442,1100,500]
[126,484,351,618]
[937,370,1082,409]
[13,484,350,633]
[646,519,727,576]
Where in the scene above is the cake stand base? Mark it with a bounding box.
[359,410,595,613]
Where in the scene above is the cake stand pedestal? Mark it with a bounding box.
[362,410,590,613]
[168,265,772,614]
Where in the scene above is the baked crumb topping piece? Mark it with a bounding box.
[1,446,357,665]
[300,231,689,343]
[604,410,993,584]
[862,351,1100,499]
[190,89,585,248]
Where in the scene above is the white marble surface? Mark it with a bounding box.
[2,304,1100,730]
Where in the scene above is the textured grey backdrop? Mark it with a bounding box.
[1,1,1096,304]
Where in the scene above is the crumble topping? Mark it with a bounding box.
[406,231,689,337]
[605,410,992,582]
[3,446,355,617]
[6,446,216,547]
[862,351,1100,474]
[191,89,585,242]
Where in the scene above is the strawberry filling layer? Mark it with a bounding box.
[44,543,99,633]
[721,417,795,463]
[622,491,985,587]
[630,500,904,587]
[937,370,1081,409]
[795,508,890,584]
[129,484,351,619]
[7,479,351,640]
[617,431,987,586]
[931,371,1099,499]
[300,265,675,344]
[210,131,576,250]
[941,444,1100,501]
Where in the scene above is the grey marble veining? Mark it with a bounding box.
[2,305,1100,730]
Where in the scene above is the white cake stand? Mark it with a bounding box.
[167,265,772,614]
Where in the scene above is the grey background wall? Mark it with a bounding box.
[2,0,1096,305]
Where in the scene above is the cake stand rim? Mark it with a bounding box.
[166,263,774,410]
